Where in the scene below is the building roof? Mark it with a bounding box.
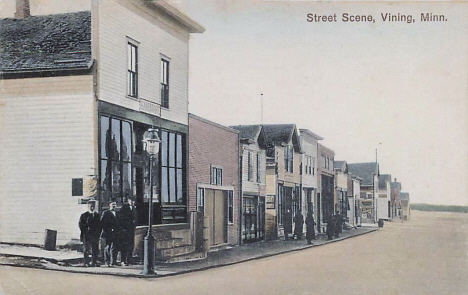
[379,174,392,190]
[230,125,266,148]
[347,162,379,186]
[189,114,239,134]
[0,11,92,77]
[391,182,401,190]
[230,125,261,141]
[299,129,323,141]
[262,124,301,156]
[334,161,347,172]
[400,192,410,200]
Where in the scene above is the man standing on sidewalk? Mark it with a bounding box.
[118,196,137,266]
[101,199,119,266]
[79,200,101,267]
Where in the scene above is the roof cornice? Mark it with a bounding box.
[144,0,205,33]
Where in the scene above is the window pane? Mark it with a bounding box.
[127,44,132,71]
[133,46,137,72]
[100,116,110,160]
[101,159,110,193]
[122,121,132,162]
[111,162,121,194]
[169,168,176,203]
[217,169,222,185]
[161,131,168,166]
[177,168,183,204]
[161,167,168,203]
[176,134,183,168]
[111,119,121,161]
[122,163,132,198]
[169,132,175,167]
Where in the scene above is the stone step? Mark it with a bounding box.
[155,244,196,260]
[164,251,207,263]
[155,237,184,249]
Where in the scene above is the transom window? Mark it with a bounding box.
[127,42,138,98]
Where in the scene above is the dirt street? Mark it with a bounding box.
[1,210,467,295]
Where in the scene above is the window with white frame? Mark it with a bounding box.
[248,151,253,181]
[127,42,138,98]
[197,187,204,212]
[284,145,293,173]
[228,191,234,224]
[256,153,261,183]
[210,166,222,185]
[161,58,169,108]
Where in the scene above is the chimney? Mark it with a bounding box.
[15,0,31,19]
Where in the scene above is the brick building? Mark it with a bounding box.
[188,114,240,248]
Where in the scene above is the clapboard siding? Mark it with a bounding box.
[97,0,189,125]
[0,75,95,245]
[241,144,266,194]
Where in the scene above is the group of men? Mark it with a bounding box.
[78,197,137,267]
[326,212,344,240]
[285,210,317,245]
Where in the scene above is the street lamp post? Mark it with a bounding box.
[142,128,161,275]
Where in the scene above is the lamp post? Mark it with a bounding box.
[142,128,161,275]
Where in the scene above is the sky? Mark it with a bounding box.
[171,0,468,206]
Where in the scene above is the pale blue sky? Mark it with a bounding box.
[173,0,468,206]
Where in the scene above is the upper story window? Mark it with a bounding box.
[161,58,170,108]
[127,42,138,98]
[247,151,253,181]
[311,157,315,175]
[210,166,222,185]
[304,155,315,175]
[256,153,261,183]
[321,155,326,168]
[284,145,293,173]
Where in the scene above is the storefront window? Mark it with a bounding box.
[99,116,132,207]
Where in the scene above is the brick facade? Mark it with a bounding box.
[188,114,240,245]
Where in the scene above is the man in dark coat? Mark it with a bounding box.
[79,200,101,267]
[326,214,335,240]
[294,212,304,240]
[334,211,341,238]
[118,196,137,266]
[101,199,119,266]
[284,210,292,240]
[305,211,316,245]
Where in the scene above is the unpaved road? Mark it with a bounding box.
[1,210,467,295]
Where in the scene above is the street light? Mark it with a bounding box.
[142,128,161,275]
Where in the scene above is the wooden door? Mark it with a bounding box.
[205,189,227,246]
[204,189,215,247]
[213,190,226,245]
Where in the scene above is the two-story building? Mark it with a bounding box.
[263,124,302,240]
[348,162,380,223]
[348,174,363,227]
[0,0,204,251]
[230,125,267,243]
[334,161,349,219]
[299,129,323,232]
[390,179,402,219]
[317,144,335,232]
[378,174,392,221]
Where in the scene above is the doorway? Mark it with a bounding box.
[205,189,227,246]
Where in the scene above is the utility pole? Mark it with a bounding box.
[261,93,264,124]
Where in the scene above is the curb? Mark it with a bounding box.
[0,228,378,279]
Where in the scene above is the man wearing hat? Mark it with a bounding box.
[118,196,137,266]
[101,199,119,266]
[79,200,101,267]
